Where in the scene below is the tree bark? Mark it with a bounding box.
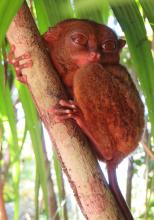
[7,2,124,220]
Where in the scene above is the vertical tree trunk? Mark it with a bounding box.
[7,2,124,219]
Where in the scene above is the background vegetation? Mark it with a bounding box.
[0,0,154,219]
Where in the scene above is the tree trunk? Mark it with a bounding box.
[7,2,124,220]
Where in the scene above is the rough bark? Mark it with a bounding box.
[7,2,124,220]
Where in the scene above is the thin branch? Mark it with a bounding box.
[142,143,154,160]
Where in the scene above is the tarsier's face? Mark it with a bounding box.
[44,19,125,74]
[63,21,125,67]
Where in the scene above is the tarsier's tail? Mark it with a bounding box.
[107,163,134,220]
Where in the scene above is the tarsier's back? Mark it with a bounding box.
[73,63,144,164]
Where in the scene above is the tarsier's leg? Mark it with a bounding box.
[7,45,33,83]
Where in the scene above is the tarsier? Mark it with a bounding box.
[9,19,144,220]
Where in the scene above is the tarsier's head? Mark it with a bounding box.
[44,19,126,76]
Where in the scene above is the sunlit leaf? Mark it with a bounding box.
[74,0,109,23]
[140,0,154,32]
[33,0,74,33]
[0,0,23,46]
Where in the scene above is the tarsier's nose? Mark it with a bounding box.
[88,51,101,62]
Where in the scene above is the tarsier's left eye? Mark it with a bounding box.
[71,33,88,46]
[102,40,117,52]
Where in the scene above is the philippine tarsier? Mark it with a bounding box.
[9,19,144,220]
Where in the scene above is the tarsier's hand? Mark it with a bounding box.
[7,45,33,84]
[49,99,84,126]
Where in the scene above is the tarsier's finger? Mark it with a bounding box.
[52,108,76,115]
[59,99,78,109]
[49,106,78,117]
[13,52,31,63]
[18,60,33,69]
[54,113,77,122]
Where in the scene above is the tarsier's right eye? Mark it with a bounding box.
[71,33,88,46]
[102,40,117,52]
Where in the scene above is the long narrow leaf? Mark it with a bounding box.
[0,50,20,220]
[34,0,74,33]
[17,84,49,217]
[0,0,23,46]
[140,0,154,32]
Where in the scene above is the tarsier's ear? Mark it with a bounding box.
[118,39,126,49]
[43,27,61,43]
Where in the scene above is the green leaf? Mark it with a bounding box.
[74,0,110,23]
[0,0,24,46]
[140,0,154,32]
[17,84,49,217]
[0,50,20,220]
[33,0,74,33]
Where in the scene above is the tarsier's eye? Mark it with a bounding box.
[102,40,117,52]
[71,33,88,46]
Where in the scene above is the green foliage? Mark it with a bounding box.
[17,84,49,217]
[140,0,154,32]
[34,0,74,33]
[0,47,20,220]
[0,0,23,46]
[73,0,110,23]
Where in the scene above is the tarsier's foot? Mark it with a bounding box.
[7,45,33,84]
[49,99,84,124]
